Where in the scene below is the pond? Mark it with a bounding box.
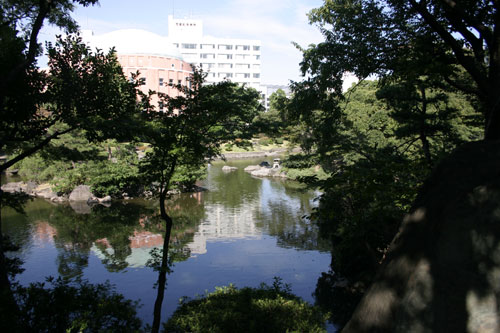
[2,158,332,328]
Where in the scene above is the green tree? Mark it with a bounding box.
[301,0,499,139]
[0,1,140,328]
[290,0,490,328]
[138,69,261,333]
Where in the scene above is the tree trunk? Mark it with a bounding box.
[151,191,174,333]
[484,97,500,140]
[0,190,21,331]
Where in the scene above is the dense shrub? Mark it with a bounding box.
[5,278,141,333]
[165,278,327,333]
[282,154,320,169]
[258,137,272,146]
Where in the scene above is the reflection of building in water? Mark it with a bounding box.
[129,231,164,248]
[91,231,165,268]
[34,221,57,244]
[187,202,262,255]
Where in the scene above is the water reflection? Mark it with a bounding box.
[2,158,332,326]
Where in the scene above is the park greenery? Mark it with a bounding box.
[284,0,497,330]
[2,0,500,331]
[165,278,327,333]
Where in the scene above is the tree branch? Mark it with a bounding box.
[1,0,50,89]
[0,126,74,172]
[409,0,489,95]
[439,0,494,49]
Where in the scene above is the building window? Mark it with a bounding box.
[218,63,233,69]
[255,55,260,60]
[182,43,197,49]
[173,43,179,48]
[159,78,164,86]
[178,79,182,85]
[244,73,250,78]
[253,64,260,69]
[253,45,260,51]
[201,44,215,49]
[218,54,232,60]
[253,73,260,78]
[218,44,233,50]
[169,79,174,86]
[235,63,250,69]
[200,53,215,59]
[171,63,175,68]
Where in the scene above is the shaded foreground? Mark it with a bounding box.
[344,140,500,332]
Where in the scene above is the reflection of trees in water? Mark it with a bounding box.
[205,163,262,209]
[47,202,156,277]
[3,193,207,279]
[55,243,89,279]
[255,180,330,252]
[165,193,206,263]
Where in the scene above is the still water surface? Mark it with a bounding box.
[2,158,331,327]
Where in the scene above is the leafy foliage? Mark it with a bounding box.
[165,278,327,333]
[288,77,481,326]
[8,278,141,333]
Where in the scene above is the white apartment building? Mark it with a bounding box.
[167,15,262,89]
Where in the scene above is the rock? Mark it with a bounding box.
[250,167,288,179]
[69,185,93,201]
[25,181,38,195]
[251,168,270,177]
[259,161,271,167]
[222,165,238,172]
[51,196,67,203]
[1,181,25,193]
[87,197,99,204]
[99,195,112,203]
[70,201,92,214]
[244,165,261,172]
[35,184,58,199]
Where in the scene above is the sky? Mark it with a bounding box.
[39,0,325,85]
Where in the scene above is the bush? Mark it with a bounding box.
[282,154,319,169]
[259,137,272,146]
[165,278,327,333]
[274,137,284,144]
[5,278,141,333]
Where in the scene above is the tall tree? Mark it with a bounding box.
[300,0,498,139]
[139,69,261,333]
[0,1,139,328]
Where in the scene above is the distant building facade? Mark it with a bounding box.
[258,84,291,110]
[167,15,262,90]
[82,29,193,111]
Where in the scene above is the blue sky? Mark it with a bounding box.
[40,0,324,85]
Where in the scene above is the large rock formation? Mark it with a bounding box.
[343,140,500,332]
[69,185,93,201]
